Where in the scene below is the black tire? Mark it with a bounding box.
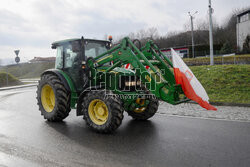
[126,98,159,120]
[82,90,124,133]
[36,74,71,121]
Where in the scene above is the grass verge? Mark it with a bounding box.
[0,62,55,79]
[190,65,250,104]
[0,72,22,87]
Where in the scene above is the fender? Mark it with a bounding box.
[41,69,71,92]
[41,69,78,108]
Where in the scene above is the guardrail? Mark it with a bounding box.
[0,83,37,91]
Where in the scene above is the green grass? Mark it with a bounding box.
[0,72,22,87]
[0,62,55,79]
[190,65,250,104]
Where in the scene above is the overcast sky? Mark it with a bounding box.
[0,0,249,62]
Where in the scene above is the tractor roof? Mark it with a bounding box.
[51,38,110,48]
[52,38,80,46]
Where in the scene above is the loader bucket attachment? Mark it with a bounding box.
[88,37,189,105]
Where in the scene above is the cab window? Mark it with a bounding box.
[85,41,108,58]
[63,41,81,68]
[55,46,63,69]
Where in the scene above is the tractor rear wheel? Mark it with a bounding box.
[37,74,71,121]
[126,98,159,120]
[82,90,124,133]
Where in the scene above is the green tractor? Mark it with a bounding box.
[37,36,188,133]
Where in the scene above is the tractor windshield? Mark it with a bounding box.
[85,41,108,58]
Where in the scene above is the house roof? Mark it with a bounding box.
[29,57,55,62]
[237,9,250,17]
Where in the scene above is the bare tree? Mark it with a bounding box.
[195,18,209,30]
[114,7,250,54]
[147,27,159,40]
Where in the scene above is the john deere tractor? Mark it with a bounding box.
[37,36,188,133]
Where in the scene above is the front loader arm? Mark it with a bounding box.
[87,37,189,105]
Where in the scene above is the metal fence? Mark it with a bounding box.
[185,54,250,66]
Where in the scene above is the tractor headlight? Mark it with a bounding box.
[125,81,136,87]
[119,76,142,92]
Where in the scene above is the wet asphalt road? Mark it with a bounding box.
[0,87,250,167]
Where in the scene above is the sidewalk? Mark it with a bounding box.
[158,102,250,122]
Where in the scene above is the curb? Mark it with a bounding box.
[0,84,37,91]
[188,101,250,107]
[210,102,250,108]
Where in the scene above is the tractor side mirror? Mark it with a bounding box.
[51,45,56,49]
[106,42,111,49]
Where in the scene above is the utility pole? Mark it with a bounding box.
[209,0,214,65]
[6,66,8,87]
[188,11,198,58]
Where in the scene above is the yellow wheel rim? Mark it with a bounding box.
[41,84,55,113]
[88,99,109,125]
[134,98,146,113]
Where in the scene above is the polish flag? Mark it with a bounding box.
[171,49,217,111]
[125,63,131,69]
[125,63,150,70]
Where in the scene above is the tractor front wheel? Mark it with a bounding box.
[126,98,159,120]
[82,90,124,133]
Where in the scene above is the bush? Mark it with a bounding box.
[243,35,250,54]
[220,42,232,54]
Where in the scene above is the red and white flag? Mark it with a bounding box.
[124,63,150,70]
[171,49,217,111]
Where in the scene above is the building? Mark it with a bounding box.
[161,47,189,59]
[161,44,222,58]
[236,9,250,51]
[29,57,55,63]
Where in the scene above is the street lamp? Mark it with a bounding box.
[208,0,214,65]
[188,11,198,58]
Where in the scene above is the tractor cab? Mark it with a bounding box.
[51,38,111,91]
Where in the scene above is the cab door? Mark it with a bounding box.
[62,41,83,92]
